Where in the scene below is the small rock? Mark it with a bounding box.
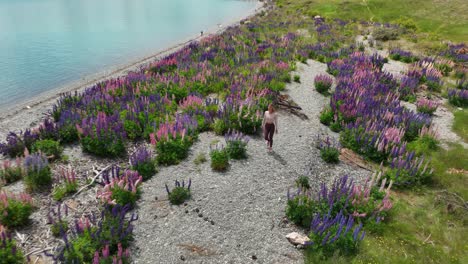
[185,210,189,214]
[194,208,200,213]
[153,215,157,219]
[198,213,203,218]
[184,203,188,206]
[180,255,185,261]
[210,220,215,225]
[296,244,304,249]
[286,232,310,246]
[154,196,158,200]
[251,255,257,260]
[203,217,209,221]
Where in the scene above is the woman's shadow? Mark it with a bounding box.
[268,151,287,166]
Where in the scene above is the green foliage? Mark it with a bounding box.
[81,136,126,158]
[452,109,468,143]
[269,80,286,92]
[315,82,332,95]
[373,27,400,41]
[132,161,157,181]
[309,227,360,258]
[64,209,133,263]
[168,186,191,205]
[330,122,342,132]
[393,17,418,31]
[286,196,316,228]
[0,235,26,263]
[194,152,207,165]
[51,220,69,237]
[123,120,142,140]
[155,138,192,166]
[58,124,79,144]
[425,80,441,92]
[407,135,439,156]
[295,176,311,190]
[320,108,334,126]
[31,139,63,160]
[110,186,140,208]
[320,146,340,163]
[53,182,78,201]
[294,75,301,83]
[213,118,228,135]
[226,140,248,160]
[0,199,33,228]
[0,166,22,185]
[435,63,452,76]
[210,148,229,172]
[25,166,52,193]
[384,167,431,187]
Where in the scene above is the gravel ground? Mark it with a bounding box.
[132,60,371,264]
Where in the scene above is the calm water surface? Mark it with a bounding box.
[0,0,256,108]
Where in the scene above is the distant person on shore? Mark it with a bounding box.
[200,30,204,36]
[262,104,278,152]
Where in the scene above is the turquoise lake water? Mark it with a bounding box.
[0,0,256,108]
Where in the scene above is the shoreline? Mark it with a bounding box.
[0,1,264,132]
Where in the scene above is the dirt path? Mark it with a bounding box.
[132,60,371,264]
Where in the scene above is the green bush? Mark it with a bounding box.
[315,81,332,95]
[213,118,228,135]
[308,226,360,258]
[58,124,79,144]
[210,147,229,172]
[53,182,78,201]
[330,122,342,132]
[51,220,69,237]
[407,135,439,156]
[226,140,248,160]
[0,233,26,263]
[373,27,400,41]
[132,160,158,181]
[0,195,34,228]
[286,195,316,228]
[81,136,126,158]
[0,164,22,185]
[168,186,191,205]
[123,120,142,140]
[194,153,207,165]
[155,138,192,166]
[24,154,53,192]
[293,75,301,83]
[320,146,340,163]
[110,187,140,208]
[320,108,334,126]
[31,139,63,160]
[295,176,310,190]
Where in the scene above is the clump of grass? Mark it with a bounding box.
[295,175,310,190]
[0,158,23,185]
[452,109,467,143]
[314,74,333,95]
[165,179,191,205]
[24,153,52,192]
[317,135,340,164]
[294,75,301,83]
[31,139,63,160]
[53,166,78,201]
[210,144,229,172]
[194,152,207,165]
[320,107,334,126]
[0,192,34,228]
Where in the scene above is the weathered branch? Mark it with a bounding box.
[72,165,111,198]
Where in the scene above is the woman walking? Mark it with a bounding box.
[262,104,278,152]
